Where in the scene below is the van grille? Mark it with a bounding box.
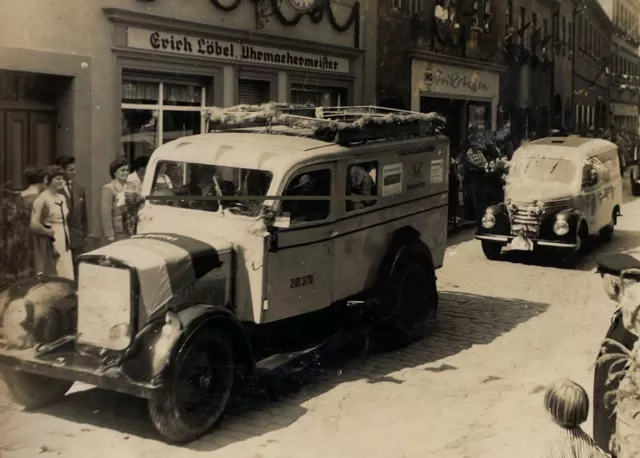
[509,199,570,234]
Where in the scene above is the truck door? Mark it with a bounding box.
[263,164,336,323]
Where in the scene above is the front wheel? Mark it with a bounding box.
[148,330,235,444]
[2,370,72,409]
[481,241,503,260]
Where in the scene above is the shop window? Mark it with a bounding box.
[121,78,211,164]
[281,169,331,223]
[346,161,378,212]
[238,79,271,105]
[291,84,347,107]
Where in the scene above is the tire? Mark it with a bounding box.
[148,330,235,444]
[632,179,640,197]
[600,211,617,243]
[375,244,438,349]
[560,223,588,268]
[481,241,503,260]
[2,370,72,409]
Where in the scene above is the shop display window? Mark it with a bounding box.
[291,84,347,107]
[121,78,211,163]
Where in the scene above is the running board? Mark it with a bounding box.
[255,345,322,374]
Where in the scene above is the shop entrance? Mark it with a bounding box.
[420,96,465,151]
[0,71,68,191]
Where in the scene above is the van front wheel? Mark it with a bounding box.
[481,241,503,260]
[376,245,438,349]
[2,370,72,409]
[148,330,234,444]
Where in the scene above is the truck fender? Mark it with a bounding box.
[122,304,254,385]
[375,226,435,292]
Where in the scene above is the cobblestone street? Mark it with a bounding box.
[1,193,639,458]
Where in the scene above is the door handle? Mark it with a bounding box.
[329,231,339,238]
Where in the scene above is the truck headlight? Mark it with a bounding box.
[553,219,569,236]
[482,213,496,229]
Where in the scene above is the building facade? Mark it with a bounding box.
[599,0,640,134]
[376,0,507,154]
[570,0,613,131]
[0,0,367,239]
[500,0,555,142]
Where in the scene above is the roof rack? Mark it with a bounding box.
[203,103,446,146]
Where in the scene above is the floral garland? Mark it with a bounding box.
[204,103,446,138]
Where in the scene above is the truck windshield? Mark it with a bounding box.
[148,160,273,217]
[508,157,577,185]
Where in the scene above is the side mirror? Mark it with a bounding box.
[274,214,291,229]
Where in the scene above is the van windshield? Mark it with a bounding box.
[148,160,273,217]
[507,157,577,185]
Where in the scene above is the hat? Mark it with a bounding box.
[291,174,314,189]
[596,252,640,276]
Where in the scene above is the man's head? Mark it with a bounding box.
[55,155,76,181]
[133,156,150,177]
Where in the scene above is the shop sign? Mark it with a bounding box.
[413,61,499,98]
[127,28,350,74]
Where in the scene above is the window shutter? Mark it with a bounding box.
[237,80,270,105]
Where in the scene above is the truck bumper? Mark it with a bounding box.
[0,338,162,400]
[475,234,578,249]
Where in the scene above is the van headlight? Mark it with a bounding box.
[481,212,496,229]
[553,219,569,236]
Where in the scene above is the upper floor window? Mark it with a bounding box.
[519,6,526,35]
[391,0,423,14]
[543,18,549,41]
[506,1,513,33]
[531,13,538,48]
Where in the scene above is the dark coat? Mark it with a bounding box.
[593,309,638,454]
[60,180,88,250]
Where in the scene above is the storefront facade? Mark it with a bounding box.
[411,54,503,152]
[0,0,365,240]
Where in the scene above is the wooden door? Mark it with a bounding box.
[0,110,57,191]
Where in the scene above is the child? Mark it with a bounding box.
[543,379,610,458]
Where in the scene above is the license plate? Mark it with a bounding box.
[511,235,534,251]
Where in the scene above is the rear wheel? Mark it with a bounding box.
[375,244,438,349]
[600,211,617,243]
[631,169,640,196]
[2,370,72,409]
[481,241,503,260]
[148,330,234,444]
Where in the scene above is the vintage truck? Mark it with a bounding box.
[0,105,450,443]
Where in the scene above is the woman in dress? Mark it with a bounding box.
[101,159,131,244]
[15,167,46,278]
[30,165,74,280]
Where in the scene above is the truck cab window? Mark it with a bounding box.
[282,169,331,223]
[346,161,378,212]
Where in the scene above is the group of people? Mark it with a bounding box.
[8,155,151,282]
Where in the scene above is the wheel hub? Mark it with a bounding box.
[199,375,212,388]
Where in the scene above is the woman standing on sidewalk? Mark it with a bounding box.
[30,165,74,280]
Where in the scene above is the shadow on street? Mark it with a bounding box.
[33,291,548,450]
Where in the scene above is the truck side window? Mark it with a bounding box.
[346,161,378,212]
[282,169,331,223]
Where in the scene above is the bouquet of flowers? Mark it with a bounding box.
[484,157,510,183]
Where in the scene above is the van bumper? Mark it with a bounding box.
[0,339,162,400]
[475,234,578,249]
